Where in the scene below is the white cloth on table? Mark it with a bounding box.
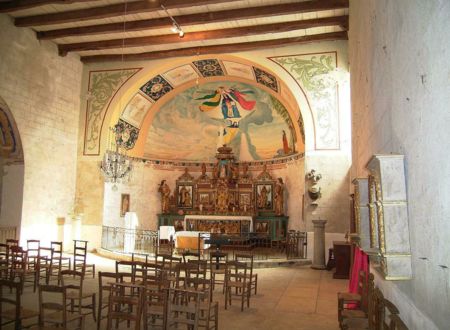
[159,226,176,240]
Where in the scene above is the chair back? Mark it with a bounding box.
[73,240,88,274]
[10,246,27,271]
[106,282,144,330]
[0,279,21,328]
[209,251,228,271]
[5,239,18,249]
[234,253,254,277]
[115,260,137,284]
[0,244,9,278]
[226,260,248,284]
[60,269,84,297]
[38,284,67,325]
[166,288,203,329]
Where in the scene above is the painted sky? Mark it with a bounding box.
[144,81,296,161]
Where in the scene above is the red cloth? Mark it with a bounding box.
[347,246,368,308]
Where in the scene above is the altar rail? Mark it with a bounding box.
[0,226,17,243]
[101,225,307,260]
[101,226,159,255]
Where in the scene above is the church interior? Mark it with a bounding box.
[0,0,449,329]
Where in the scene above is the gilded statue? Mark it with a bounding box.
[158,180,171,213]
[274,177,285,216]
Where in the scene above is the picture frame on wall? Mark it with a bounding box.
[177,184,194,209]
[120,193,130,217]
[255,183,273,211]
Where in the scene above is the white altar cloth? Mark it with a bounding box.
[183,215,253,231]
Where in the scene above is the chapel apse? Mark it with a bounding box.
[142,81,299,162]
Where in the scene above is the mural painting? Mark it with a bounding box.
[144,81,297,161]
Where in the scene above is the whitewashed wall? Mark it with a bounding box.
[349,1,450,328]
[0,14,82,245]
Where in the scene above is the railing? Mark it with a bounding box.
[0,226,17,243]
[101,226,159,255]
[101,225,308,260]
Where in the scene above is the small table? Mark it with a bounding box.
[333,241,352,279]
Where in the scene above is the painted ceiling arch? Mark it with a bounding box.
[112,57,305,162]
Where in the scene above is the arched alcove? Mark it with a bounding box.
[0,96,24,239]
[97,56,308,233]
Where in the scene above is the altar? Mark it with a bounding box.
[184,214,253,233]
[157,145,289,241]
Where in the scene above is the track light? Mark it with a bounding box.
[161,4,185,38]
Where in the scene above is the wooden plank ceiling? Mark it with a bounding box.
[3,0,349,63]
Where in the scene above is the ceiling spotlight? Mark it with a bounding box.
[161,4,185,38]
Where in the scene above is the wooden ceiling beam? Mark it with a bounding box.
[81,31,348,63]
[58,16,348,55]
[37,0,349,40]
[14,0,243,27]
[0,0,100,13]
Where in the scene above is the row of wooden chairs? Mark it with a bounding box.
[0,268,95,329]
[338,271,408,330]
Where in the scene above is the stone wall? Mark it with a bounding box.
[0,14,83,245]
[349,1,450,328]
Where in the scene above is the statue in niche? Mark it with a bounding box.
[158,180,171,214]
[274,177,285,216]
[258,185,270,208]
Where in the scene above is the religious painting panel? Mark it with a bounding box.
[198,193,210,206]
[173,219,184,232]
[120,92,153,128]
[239,192,251,211]
[255,221,270,234]
[255,183,273,211]
[120,194,130,217]
[177,184,194,209]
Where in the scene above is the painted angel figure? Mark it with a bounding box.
[196,86,256,120]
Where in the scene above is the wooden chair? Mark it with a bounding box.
[60,269,96,321]
[341,273,375,330]
[26,240,41,271]
[338,270,367,326]
[9,246,38,293]
[209,251,228,292]
[234,252,258,295]
[97,271,122,330]
[73,240,95,279]
[0,243,9,279]
[50,241,71,283]
[37,247,54,285]
[184,267,218,330]
[38,284,85,330]
[158,254,182,287]
[5,239,19,249]
[0,279,39,329]
[166,288,203,330]
[115,260,137,285]
[142,282,169,330]
[224,260,251,311]
[106,282,144,330]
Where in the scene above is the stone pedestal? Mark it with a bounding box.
[311,219,327,270]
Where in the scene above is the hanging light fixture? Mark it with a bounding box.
[100,125,133,190]
[161,4,184,38]
[100,0,133,190]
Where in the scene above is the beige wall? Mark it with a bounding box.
[0,14,83,245]
[349,1,450,329]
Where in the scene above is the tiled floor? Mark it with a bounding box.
[16,253,348,330]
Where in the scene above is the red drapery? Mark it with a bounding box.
[347,246,369,308]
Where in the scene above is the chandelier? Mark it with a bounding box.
[100,124,133,189]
